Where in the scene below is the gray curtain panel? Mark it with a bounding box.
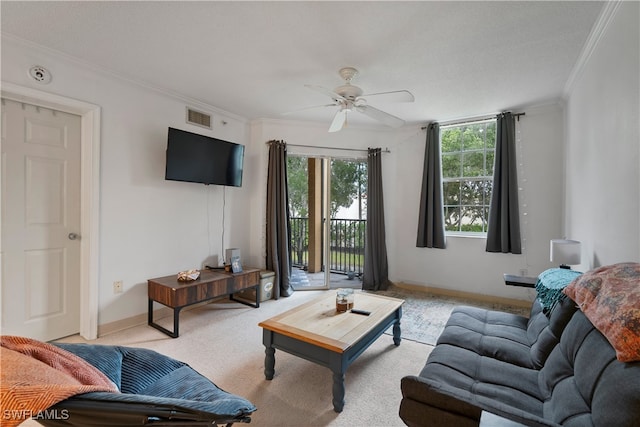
[416,122,446,249]
[486,112,522,254]
[265,140,293,298]
[362,148,390,291]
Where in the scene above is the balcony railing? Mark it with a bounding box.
[290,217,366,276]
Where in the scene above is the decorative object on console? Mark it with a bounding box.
[550,238,581,269]
[177,270,200,282]
[225,248,240,264]
[226,248,242,273]
[231,256,242,273]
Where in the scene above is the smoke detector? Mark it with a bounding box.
[28,65,52,84]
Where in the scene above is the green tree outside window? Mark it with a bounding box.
[441,121,496,233]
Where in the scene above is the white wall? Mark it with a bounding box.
[564,1,640,268]
[2,36,251,325]
[7,7,631,330]
[390,105,565,300]
[252,108,565,302]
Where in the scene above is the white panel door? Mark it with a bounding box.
[1,98,81,341]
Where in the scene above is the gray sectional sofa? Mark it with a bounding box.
[399,266,640,427]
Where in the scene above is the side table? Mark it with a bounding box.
[503,274,537,288]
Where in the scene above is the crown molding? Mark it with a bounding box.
[563,1,622,99]
[2,32,248,124]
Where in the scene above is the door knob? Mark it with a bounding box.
[68,233,79,240]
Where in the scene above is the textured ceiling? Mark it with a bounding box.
[1,1,604,129]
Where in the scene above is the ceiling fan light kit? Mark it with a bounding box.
[300,67,414,132]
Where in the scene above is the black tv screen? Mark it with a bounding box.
[165,127,244,187]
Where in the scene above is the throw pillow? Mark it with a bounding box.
[563,262,640,362]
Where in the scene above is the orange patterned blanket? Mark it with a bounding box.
[0,336,119,427]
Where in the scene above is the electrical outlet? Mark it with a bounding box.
[519,269,528,277]
[113,280,123,294]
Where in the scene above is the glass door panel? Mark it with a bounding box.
[328,159,366,289]
[287,156,367,290]
[287,155,328,290]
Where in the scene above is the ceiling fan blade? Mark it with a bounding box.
[305,84,346,102]
[281,103,337,115]
[329,109,348,133]
[356,105,405,128]
[360,90,415,103]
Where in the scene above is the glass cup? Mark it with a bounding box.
[336,288,354,313]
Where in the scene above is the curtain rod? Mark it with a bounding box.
[421,112,525,130]
[266,141,391,153]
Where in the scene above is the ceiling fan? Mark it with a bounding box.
[297,67,414,132]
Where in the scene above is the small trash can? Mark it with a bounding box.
[237,270,275,302]
[258,270,275,301]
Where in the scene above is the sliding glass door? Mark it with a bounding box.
[328,158,366,289]
[288,156,328,290]
[287,155,366,290]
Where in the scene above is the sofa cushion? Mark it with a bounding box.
[539,309,640,426]
[412,343,549,426]
[422,344,543,402]
[436,297,577,370]
[435,305,532,367]
[527,296,578,369]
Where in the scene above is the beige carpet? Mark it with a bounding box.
[28,290,432,427]
[375,285,531,345]
[24,287,535,426]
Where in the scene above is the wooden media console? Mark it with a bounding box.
[148,267,260,338]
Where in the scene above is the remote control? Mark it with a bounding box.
[351,309,371,316]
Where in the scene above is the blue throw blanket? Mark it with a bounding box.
[535,268,582,314]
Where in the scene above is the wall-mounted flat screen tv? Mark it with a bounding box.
[165,127,244,187]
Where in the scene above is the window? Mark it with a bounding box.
[441,120,496,233]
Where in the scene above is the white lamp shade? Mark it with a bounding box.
[550,239,582,265]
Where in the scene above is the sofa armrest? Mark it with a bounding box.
[400,375,482,427]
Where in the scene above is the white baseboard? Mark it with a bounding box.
[393,282,532,308]
[97,297,227,337]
